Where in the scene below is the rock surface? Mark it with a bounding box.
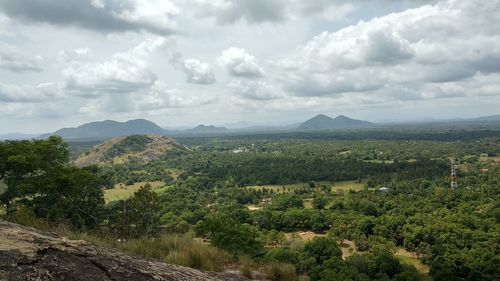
[0,220,247,281]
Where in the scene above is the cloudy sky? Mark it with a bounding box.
[1,0,499,133]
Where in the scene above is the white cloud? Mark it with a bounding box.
[282,0,500,98]
[57,48,92,64]
[0,82,62,103]
[112,0,180,34]
[79,81,214,114]
[90,0,106,9]
[62,37,167,97]
[136,82,214,110]
[0,43,44,72]
[218,47,265,78]
[1,0,499,131]
[170,53,216,85]
[230,80,285,100]
[297,2,354,21]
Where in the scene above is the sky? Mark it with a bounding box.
[0,0,499,133]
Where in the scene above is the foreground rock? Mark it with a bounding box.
[0,220,247,281]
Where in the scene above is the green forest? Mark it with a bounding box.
[1,132,499,281]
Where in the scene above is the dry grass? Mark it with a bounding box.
[285,231,325,242]
[338,240,429,273]
[262,262,296,281]
[303,199,313,209]
[246,182,312,192]
[66,231,229,272]
[73,137,125,167]
[331,180,364,193]
[394,248,429,273]
[339,239,359,259]
[479,155,500,162]
[104,181,165,203]
[246,180,364,194]
[245,204,263,211]
[74,135,177,167]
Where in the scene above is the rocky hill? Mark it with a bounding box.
[186,125,229,134]
[73,135,183,167]
[48,119,167,140]
[0,220,247,281]
[299,114,374,130]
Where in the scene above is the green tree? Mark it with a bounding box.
[0,136,68,212]
[128,183,161,237]
[196,215,263,256]
[303,237,342,265]
[39,167,104,229]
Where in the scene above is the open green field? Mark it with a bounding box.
[104,181,166,203]
[246,180,364,193]
[362,159,394,164]
[331,180,365,192]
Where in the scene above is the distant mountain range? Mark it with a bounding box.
[0,133,41,141]
[39,115,375,140]
[1,113,498,141]
[41,119,230,140]
[46,119,166,140]
[299,114,374,130]
[470,115,500,122]
[184,125,229,134]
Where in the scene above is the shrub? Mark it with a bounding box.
[118,233,228,272]
[263,262,296,281]
[303,236,342,264]
[265,248,301,266]
[5,205,49,231]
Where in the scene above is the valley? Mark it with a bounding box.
[2,1,499,280]
[3,126,497,280]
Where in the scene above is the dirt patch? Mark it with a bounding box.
[286,231,325,242]
[245,205,263,211]
[338,239,358,259]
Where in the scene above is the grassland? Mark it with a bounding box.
[338,240,429,273]
[479,155,500,162]
[285,231,325,242]
[104,181,166,203]
[394,249,429,273]
[330,180,365,192]
[246,180,364,193]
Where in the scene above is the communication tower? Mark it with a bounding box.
[450,160,458,189]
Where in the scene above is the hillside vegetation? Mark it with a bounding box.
[1,131,499,281]
[73,135,183,167]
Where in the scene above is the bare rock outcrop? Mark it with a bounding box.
[0,220,247,281]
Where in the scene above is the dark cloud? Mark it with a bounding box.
[193,0,287,24]
[0,0,178,35]
[362,30,414,64]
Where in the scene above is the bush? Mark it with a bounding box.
[263,262,296,281]
[118,233,228,272]
[303,237,342,264]
[265,248,301,266]
[5,205,49,231]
